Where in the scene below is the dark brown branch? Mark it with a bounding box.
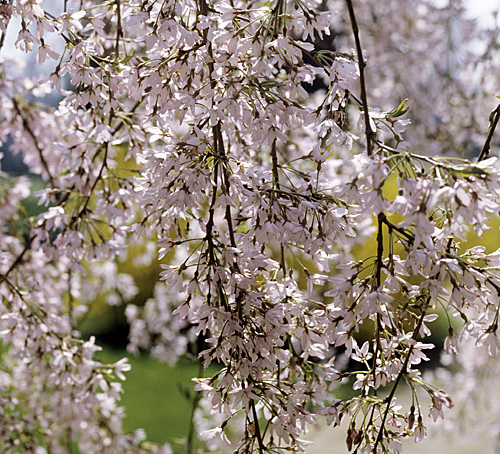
[250,399,266,453]
[271,139,280,191]
[205,161,219,268]
[270,138,287,277]
[373,299,429,453]
[344,0,374,155]
[477,104,500,162]
[186,360,204,454]
[377,212,415,245]
[375,213,384,288]
[369,213,385,402]
[12,97,57,188]
[0,234,35,284]
[200,0,239,275]
[1,100,143,284]
[214,122,238,253]
[115,0,122,57]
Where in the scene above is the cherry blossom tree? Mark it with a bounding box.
[1,0,500,452]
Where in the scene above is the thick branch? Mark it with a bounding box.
[250,399,266,453]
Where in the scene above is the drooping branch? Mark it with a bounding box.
[373,299,430,453]
[12,97,57,189]
[477,104,500,162]
[344,0,374,155]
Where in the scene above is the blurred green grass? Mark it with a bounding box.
[96,347,218,449]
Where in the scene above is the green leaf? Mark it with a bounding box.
[121,51,134,64]
[385,99,409,119]
[454,165,489,176]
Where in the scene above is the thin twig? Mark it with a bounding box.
[186,360,204,454]
[344,0,374,155]
[375,213,384,288]
[373,300,429,453]
[0,100,143,285]
[270,138,287,277]
[200,0,240,278]
[12,97,57,188]
[271,138,280,190]
[477,104,500,162]
[0,234,35,284]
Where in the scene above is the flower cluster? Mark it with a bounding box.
[1,0,500,452]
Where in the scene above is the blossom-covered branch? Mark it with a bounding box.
[1,0,500,452]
